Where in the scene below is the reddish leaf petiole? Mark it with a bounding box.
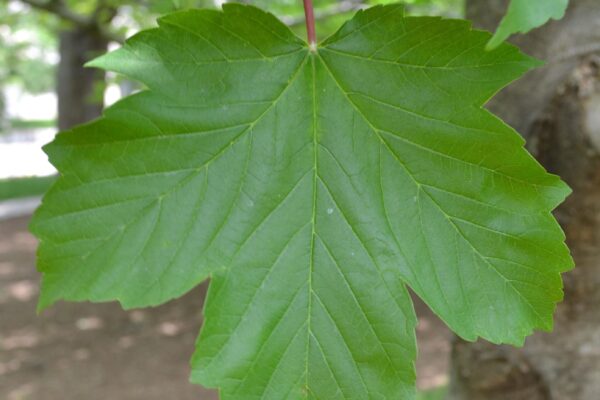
[303,0,317,52]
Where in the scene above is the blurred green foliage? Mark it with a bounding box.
[0,2,57,94]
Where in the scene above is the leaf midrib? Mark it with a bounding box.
[305,53,318,394]
[301,53,417,397]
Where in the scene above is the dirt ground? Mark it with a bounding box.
[0,215,451,400]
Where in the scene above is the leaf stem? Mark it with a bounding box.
[303,0,317,52]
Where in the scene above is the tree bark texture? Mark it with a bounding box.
[57,25,108,130]
[449,1,600,399]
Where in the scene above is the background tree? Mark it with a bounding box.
[5,0,210,130]
[449,0,600,399]
[14,0,121,130]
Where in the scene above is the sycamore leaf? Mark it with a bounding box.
[31,4,573,399]
[487,0,569,50]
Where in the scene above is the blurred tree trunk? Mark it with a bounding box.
[448,1,600,399]
[57,25,108,130]
[19,1,120,130]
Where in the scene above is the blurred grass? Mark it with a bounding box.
[0,175,56,201]
[417,386,447,400]
[8,118,56,130]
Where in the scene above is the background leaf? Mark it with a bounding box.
[487,0,569,49]
[31,4,573,398]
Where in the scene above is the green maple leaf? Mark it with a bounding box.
[31,4,573,399]
[487,0,569,49]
